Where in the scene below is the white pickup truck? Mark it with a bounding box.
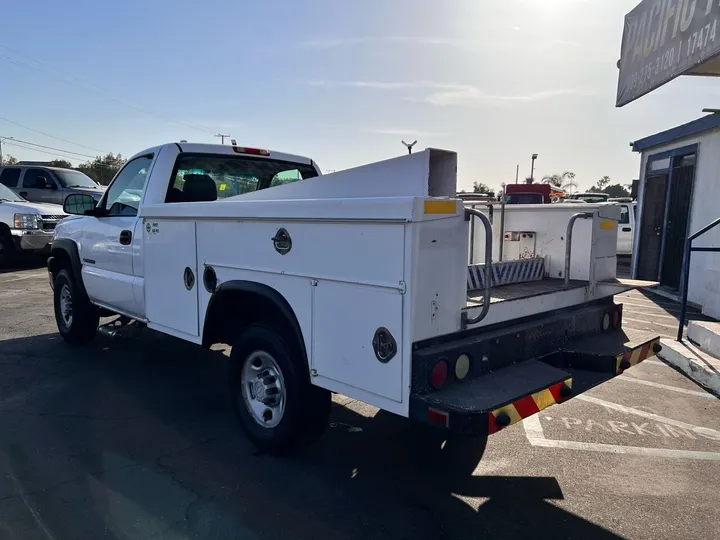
[48,142,660,454]
[0,183,66,262]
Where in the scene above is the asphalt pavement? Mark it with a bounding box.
[1,262,719,540]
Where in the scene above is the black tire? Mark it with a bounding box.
[0,231,14,265]
[230,323,330,454]
[53,268,99,345]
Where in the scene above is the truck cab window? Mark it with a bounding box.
[166,154,318,203]
[620,205,630,224]
[22,169,57,189]
[103,155,153,216]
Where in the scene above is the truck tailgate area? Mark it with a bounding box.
[410,302,661,436]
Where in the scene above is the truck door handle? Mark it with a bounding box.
[622,227,631,232]
[119,230,132,245]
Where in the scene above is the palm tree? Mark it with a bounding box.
[542,171,577,193]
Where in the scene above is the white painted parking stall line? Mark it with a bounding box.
[616,375,716,399]
[643,359,670,367]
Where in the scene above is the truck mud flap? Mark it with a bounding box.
[409,329,660,436]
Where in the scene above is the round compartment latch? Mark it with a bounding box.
[272,228,292,255]
[183,267,195,290]
[203,266,217,293]
[372,327,397,363]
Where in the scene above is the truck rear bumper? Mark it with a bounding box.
[410,328,661,436]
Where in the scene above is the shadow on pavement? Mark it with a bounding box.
[0,330,623,539]
[0,256,46,275]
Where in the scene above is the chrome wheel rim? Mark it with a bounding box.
[240,350,286,428]
[59,284,73,327]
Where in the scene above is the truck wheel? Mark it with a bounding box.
[230,324,330,454]
[53,268,99,345]
[0,232,14,265]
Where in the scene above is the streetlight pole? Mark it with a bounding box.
[530,153,538,183]
[214,133,231,145]
[0,136,13,166]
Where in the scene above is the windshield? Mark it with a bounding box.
[54,169,99,188]
[0,182,24,202]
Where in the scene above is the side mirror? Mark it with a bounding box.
[36,176,55,189]
[63,193,97,215]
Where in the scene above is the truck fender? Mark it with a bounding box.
[202,280,309,375]
[48,239,89,300]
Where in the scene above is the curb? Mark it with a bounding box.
[658,339,720,397]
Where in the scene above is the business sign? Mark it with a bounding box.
[617,0,720,107]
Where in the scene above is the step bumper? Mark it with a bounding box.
[410,329,661,436]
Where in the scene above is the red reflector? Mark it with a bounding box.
[430,360,448,390]
[233,146,270,156]
[613,309,620,328]
[428,408,449,427]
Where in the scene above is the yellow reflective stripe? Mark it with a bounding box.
[424,200,457,214]
[532,388,556,410]
[600,219,616,230]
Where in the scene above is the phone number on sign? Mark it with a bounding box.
[626,18,717,93]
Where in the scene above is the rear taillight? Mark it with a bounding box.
[613,305,622,329]
[233,146,270,156]
[430,360,448,390]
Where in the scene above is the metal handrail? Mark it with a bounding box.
[677,216,720,341]
[468,203,493,265]
[462,208,493,329]
[564,212,594,286]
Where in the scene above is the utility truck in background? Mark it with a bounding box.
[48,142,660,454]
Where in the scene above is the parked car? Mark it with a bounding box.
[0,165,105,206]
[617,201,637,256]
[568,192,610,203]
[0,183,67,262]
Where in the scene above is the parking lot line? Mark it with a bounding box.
[616,375,715,398]
[577,395,720,440]
[523,415,720,461]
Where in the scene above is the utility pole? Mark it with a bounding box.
[215,133,231,145]
[0,136,14,166]
[530,153,538,183]
[515,164,519,184]
[401,140,417,154]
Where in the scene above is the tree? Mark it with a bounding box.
[49,159,73,169]
[541,171,577,192]
[472,181,495,197]
[77,153,125,185]
[1,154,18,165]
[597,176,611,190]
[602,184,631,198]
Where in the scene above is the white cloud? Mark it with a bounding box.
[512,26,521,31]
[310,80,584,106]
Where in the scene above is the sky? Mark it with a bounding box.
[1,0,719,192]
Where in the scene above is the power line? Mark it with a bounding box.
[0,45,216,136]
[3,137,99,159]
[0,116,108,154]
[4,140,117,168]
